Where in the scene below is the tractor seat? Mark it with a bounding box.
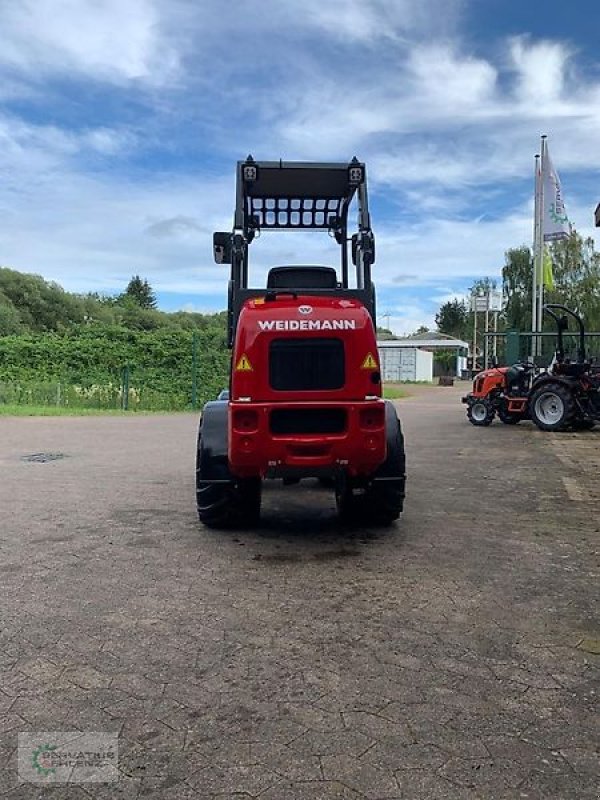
[267,266,339,290]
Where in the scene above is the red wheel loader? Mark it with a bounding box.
[196,157,406,527]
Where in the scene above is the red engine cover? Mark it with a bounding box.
[231,295,381,402]
[228,294,386,478]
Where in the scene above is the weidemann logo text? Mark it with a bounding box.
[258,320,356,331]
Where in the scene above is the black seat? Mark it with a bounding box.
[267,266,339,290]
[554,360,588,379]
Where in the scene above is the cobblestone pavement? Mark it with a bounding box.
[0,387,598,799]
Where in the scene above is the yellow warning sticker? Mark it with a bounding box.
[235,354,253,372]
[361,352,378,369]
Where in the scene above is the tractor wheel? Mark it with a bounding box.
[572,417,596,431]
[529,382,575,432]
[318,477,335,488]
[335,484,360,524]
[336,478,405,527]
[196,428,261,528]
[497,407,521,425]
[336,403,405,526]
[467,399,495,426]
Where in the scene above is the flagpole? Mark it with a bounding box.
[537,135,547,348]
[531,153,540,358]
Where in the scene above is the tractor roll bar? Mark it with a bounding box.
[543,304,586,363]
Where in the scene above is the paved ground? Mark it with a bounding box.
[0,385,598,799]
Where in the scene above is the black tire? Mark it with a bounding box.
[497,407,521,425]
[196,427,261,528]
[572,417,596,431]
[467,399,495,426]
[529,382,575,432]
[318,477,335,488]
[336,403,406,526]
[336,484,364,525]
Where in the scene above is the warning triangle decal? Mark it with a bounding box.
[361,352,378,369]
[235,354,253,372]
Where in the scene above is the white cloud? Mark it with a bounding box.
[385,311,434,337]
[277,0,463,42]
[0,158,234,296]
[510,36,572,105]
[407,45,498,112]
[0,115,138,199]
[0,0,179,86]
[0,0,599,321]
[261,34,600,191]
[83,128,137,155]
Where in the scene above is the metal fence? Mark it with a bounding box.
[0,356,232,414]
[0,370,192,411]
[483,331,600,369]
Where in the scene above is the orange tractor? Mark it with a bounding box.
[462,304,599,431]
[462,361,534,426]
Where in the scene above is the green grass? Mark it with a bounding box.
[1,387,409,414]
[0,405,197,417]
[382,386,409,399]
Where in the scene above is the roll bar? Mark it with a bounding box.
[214,157,377,345]
[543,304,586,363]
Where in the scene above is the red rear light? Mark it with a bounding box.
[359,407,384,430]
[233,409,259,433]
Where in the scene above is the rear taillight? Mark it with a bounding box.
[359,407,384,430]
[232,409,259,433]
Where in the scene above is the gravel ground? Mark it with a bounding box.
[0,385,598,799]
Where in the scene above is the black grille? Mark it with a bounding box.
[269,338,344,391]
[247,196,344,229]
[270,408,346,435]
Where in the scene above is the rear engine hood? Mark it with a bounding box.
[231,295,381,402]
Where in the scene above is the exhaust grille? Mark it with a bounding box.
[269,338,344,391]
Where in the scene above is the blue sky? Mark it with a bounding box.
[1,0,599,334]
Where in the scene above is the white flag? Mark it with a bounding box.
[542,145,570,241]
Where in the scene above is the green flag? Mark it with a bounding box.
[543,247,554,289]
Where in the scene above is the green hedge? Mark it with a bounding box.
[0,323,230,410]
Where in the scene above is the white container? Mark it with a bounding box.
[378,346,433,383]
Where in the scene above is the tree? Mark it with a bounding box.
[0,289,22,335]
[502,246,533,332]
[0,267,85,331]
[502,235,600,333]
[376,326,396,340]
[546,232,600,329]
[435,299,469,340]
[122,275,157,310]
[470,277,498,294]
